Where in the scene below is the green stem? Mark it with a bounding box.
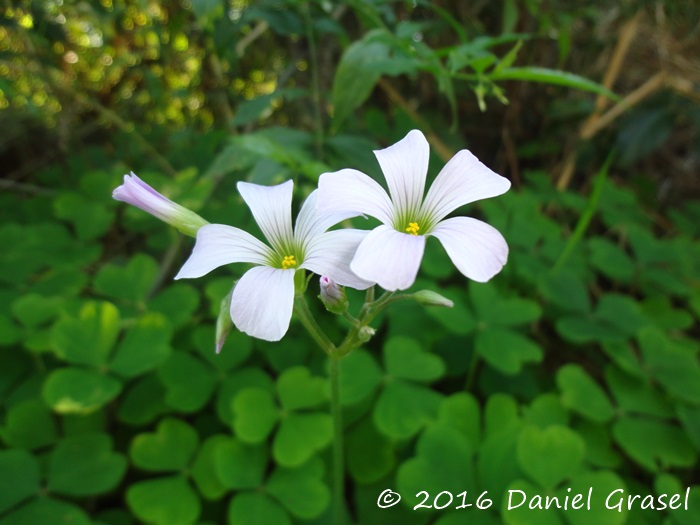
[329,356,345,525]
[293,294,345,524]
[465,347,479,391]
[293,295,336,355]
[294,287,417,524]
[553,150,614,272]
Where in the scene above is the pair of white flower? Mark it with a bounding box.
[114,130,510,341]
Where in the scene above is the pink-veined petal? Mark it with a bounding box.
[301,229,373,290]
[237,180,294,252]
[374,129,429,220]
[294,190,360,246]
[175,224,273,279]
[230,266,295,341]
[430,217,508,283]
[422,150,511,225]
[317,169,393,225]
[350,225,426,291]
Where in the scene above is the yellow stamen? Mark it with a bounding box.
[282,255,297,269]
[405,222,420,236]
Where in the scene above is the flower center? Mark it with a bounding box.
[281,255,297,269]
[405,222,420,236]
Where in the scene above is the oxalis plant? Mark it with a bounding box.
[113,129,510,525]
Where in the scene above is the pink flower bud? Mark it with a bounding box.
[319,276,348,314]
[112,172,208,237]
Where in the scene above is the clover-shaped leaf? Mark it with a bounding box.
[130,418,199,472]
[516,425,585,490]
[266,456,330,520]
[42,367,122,414]
[276,366,328,411]
[604,366,672,418]
[384,337,444,382]
[339,349,383,406]
[476,330,543,376]
[470,283,541,328]
[370,337,446,439]
[0,498,93,525]
[612,416,696,471]
[557,294,649,344]
[223,456,329,524]
[637,327,700,404]
[214,437,267,490]
[232,367,332,468]
[93,254,159,303]
[191,435,229,500]
[126,475,200,525]
[233,387,279,443]
[373,380,443,439]
[158,351,217,413]
[109,312,172,378]
[557,365,615,423]
[47,433,127,497]
[346,416,395,484]
[397,423,476,506]
[0,449,40,514]
[0,398,58,450]
[228,492,290,525]
[51,301,120,368]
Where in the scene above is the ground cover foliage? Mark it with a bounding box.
[1,1,700,524]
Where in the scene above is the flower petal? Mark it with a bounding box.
[230,266,295,341]
[430,217,508,283]
[175,224,273,279]
[422,150,511,225]
[374,129,429,221]
[301,229,373,290]
[237,180,294,252]
[350,225,426,291]
[317,169,393,225]
[294,190,360,246]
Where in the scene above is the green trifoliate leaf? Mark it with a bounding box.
[273,413,333,468]
[516,425,585,490]
[266,457,330,520]
[373,380,443,439]
[233,387,279,443]
[384,337,445,382]
[557,364,615,423]
[276,367,328,411]
[0,449,40,514]
[214,437,268,490]
[130,418,199,472]
[126,476,200,525]
[43,367,122,414]
[51,301,120,367]
[228,492,290,525]
[47,433,127,496]
[93,254,159,303]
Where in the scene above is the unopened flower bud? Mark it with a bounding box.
[215,285,234,354]
[112,172,209,237]
[412,290,454,308]
[319,276,348,314]
[357,326,376,343]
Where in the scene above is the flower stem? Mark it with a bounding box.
[329,355,345,525]
[294,295,336,356]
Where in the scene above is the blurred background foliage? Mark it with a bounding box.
[1,0,700,524]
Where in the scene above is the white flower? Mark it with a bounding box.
[317,129,511,291]
[112,172,208,237]
[175,180,372,341]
